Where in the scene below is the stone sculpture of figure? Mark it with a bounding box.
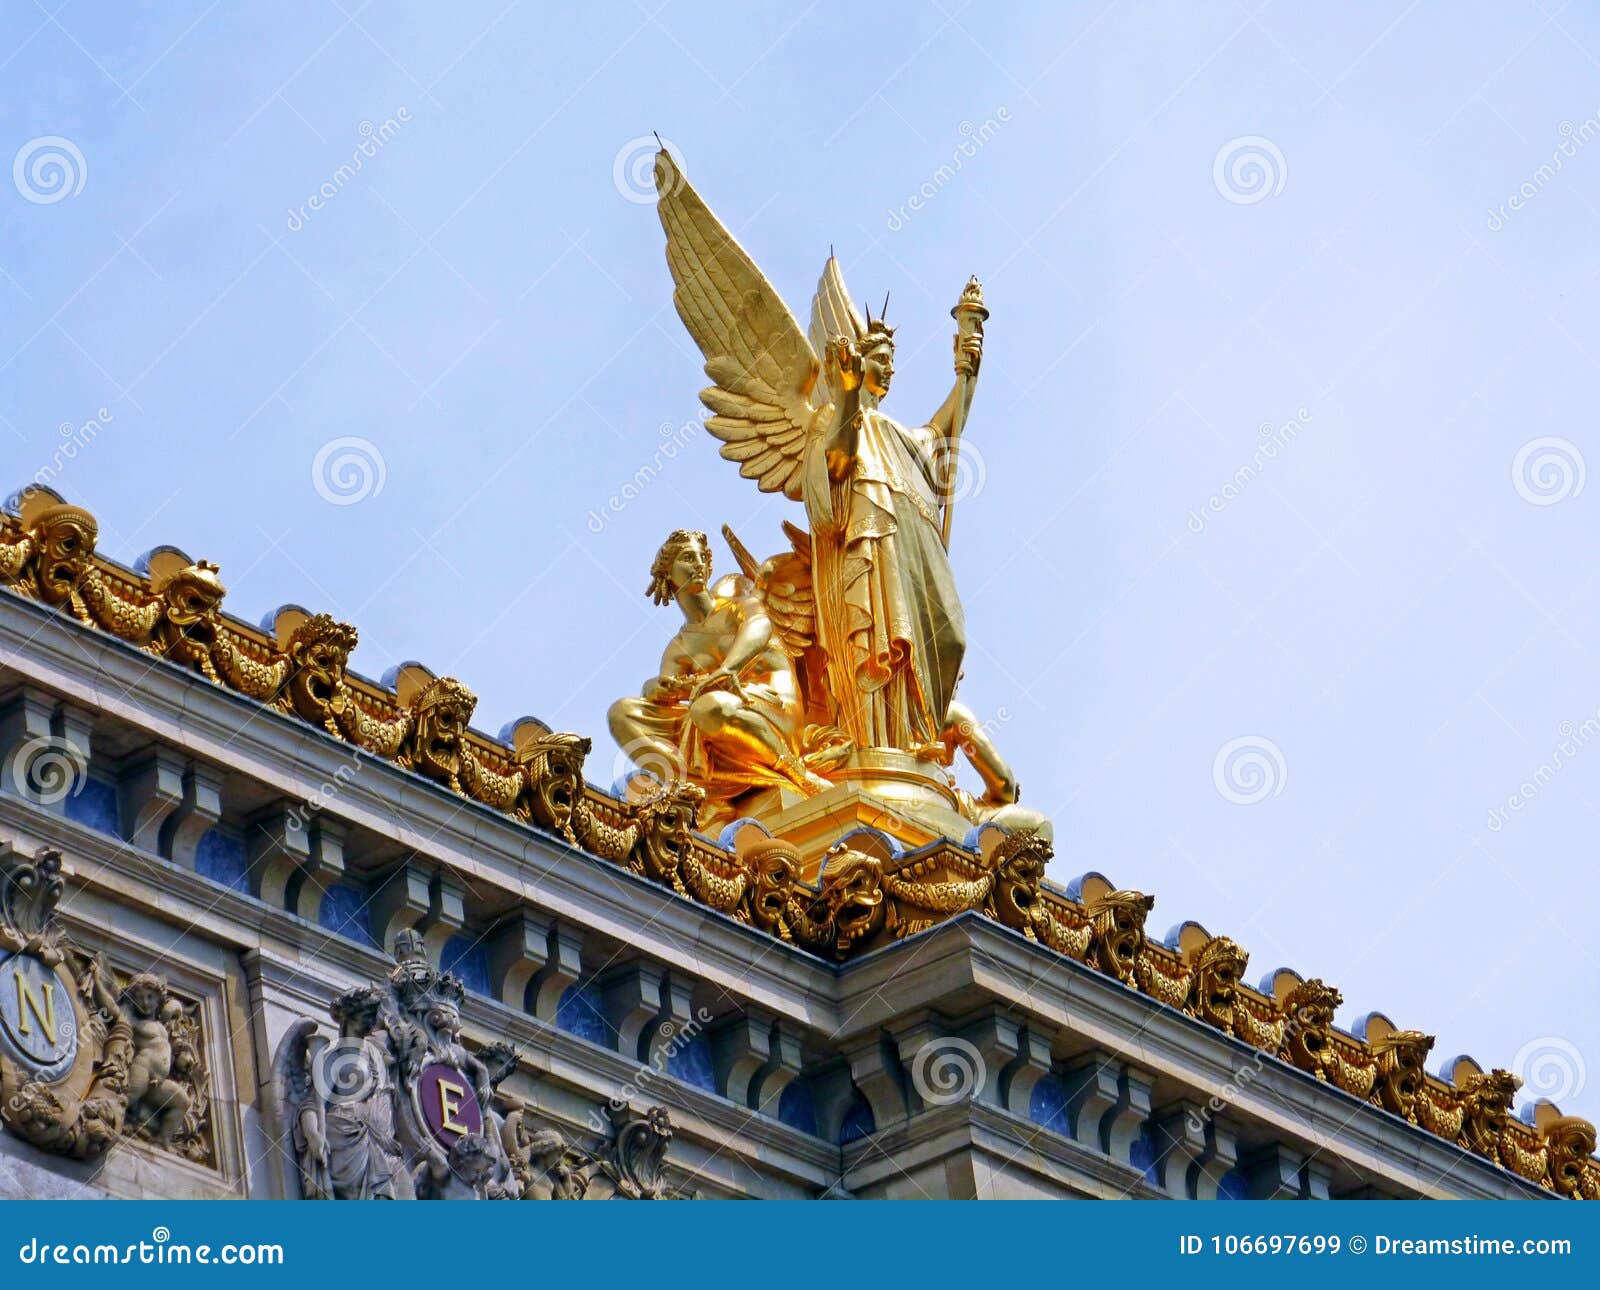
[321,986,411,1200]
[608,528,848,825]
[121,973,192,1146]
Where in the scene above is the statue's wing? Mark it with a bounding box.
[807,255,865,408]
[270,1018,330,1199]
[757,520,817,658]
[656,150,826,502]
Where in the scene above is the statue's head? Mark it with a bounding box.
[160,561,226,641]
[447,1133,496,1187]
[411,678,476,783]
[743,838,801,935]
[647,529,711,605]
[121,972,169,1019]
[519,732,592,838]
[1459,1069,1520,1155]
[285,614,358,723]
[1370,1028,1435,1121]
[1190,936,1248,1032]
[329,985,384,1038]
[860,320,896,398]
[28,503,97,605]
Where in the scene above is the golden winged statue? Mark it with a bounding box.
[610,149,1044,840]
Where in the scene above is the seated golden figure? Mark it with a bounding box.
[608,529,848,827]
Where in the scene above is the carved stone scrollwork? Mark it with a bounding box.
[0,841,213,1167]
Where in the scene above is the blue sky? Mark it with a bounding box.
[3,1,1598,1125]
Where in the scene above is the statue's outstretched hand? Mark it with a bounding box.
[828,336,863,393]
[954,332,983,378]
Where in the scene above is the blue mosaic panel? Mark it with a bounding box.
[1028,1075,1070,1136]
[1131,1127,1159,1185]
[441,935,491,997]
[555,982,612,1048]
[665,1034,716,1093]
[777,1081,818,1136]
[317,884,377,948]
[63,777,119,836]
[194,829,249,893]
[1216,1168,1249,1200]
[839,1094,875,1145]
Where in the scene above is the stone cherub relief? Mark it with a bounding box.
[0,841,213,1168]
[609,150,1046,839]
[272,930,679,1200]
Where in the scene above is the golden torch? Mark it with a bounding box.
[941,275,989,549]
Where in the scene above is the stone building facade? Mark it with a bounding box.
[0,490,1595,1200]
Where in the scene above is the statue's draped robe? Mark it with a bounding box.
[802,408,965,750]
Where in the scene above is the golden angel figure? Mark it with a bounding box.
[654,150,980,758]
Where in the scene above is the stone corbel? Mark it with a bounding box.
[958,1011,1051,1116]
[119,745,186,847]
[712,1009,781,1107]
[368,860,432,950]
[487,910,583,1019]
[160,762,225,869]
[246,801,311,908]
[1152,1100,1238,1200]
[1060,1053,1155,1161]
[0,686,57,805]
[287,819,346,923]
[599,962,669,1062]
[747,1018,803,1115]
[417,868,466,962]
[644,971,696,1070]
[1241,1142,1331,1199]
[528,920,582,1022]
[842,1032,908,1128]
